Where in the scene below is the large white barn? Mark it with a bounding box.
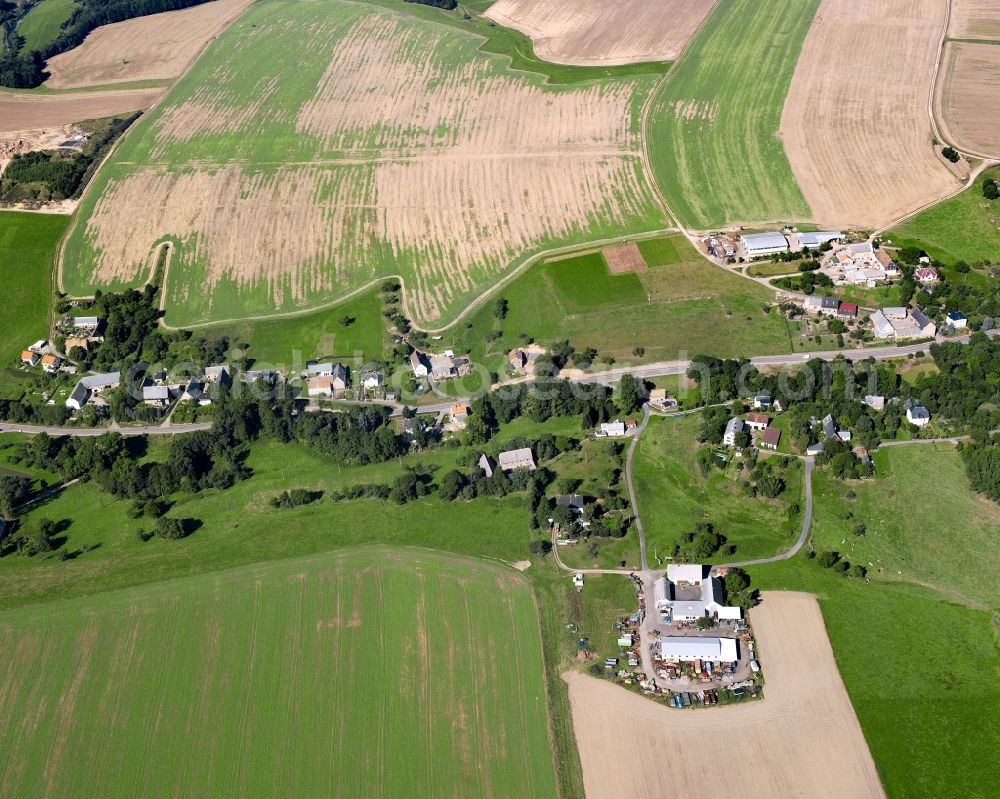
[740,232,789,257]
[658,636,739,663]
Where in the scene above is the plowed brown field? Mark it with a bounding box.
[484,0,718,65]
[780,0,956,228]
[45,0,251,89]
[936,41,1000,157]
[0,88,161,137]
[565,592,885,799]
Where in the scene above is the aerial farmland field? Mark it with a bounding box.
[61,0,667,328]
[0,547,558,798]
[483,0,718,66]
[644,0,816,230]
[44,0,254,89]
[781,0,958,229]
[935,41,1000,159]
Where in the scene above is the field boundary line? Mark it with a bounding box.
[146,226,677,332]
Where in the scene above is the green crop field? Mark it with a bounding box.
[438,234,798,373]
[645,0,816,229]
[0,211,68,395]
[888,167,1000,265]
[632,413,804,563]
[0,547,558,798]
[15,0,75,52]
[62,0,666,328]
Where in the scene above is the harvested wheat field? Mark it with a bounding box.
[780,0,957,229]
[63,0,665,327]
[0,87,161,137]
[948,0,1000,39]
[936,42,1000,158]
[565,591,885,799]
[483,0,717,65]
[45,0,252,89]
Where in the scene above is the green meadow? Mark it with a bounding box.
[632,413,805,563]
[15,0,75,52]
[438,234,797,374]
[0,547,559,798]
[809,444,1000,608]
[645,0,816,228]
[0,211,68,395]
[888,167,1000,264]
[200,286,388,365]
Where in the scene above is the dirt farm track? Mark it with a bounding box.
[565,592,885,799]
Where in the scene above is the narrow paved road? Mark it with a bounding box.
[624,406,652,571]
[0,422,213,437]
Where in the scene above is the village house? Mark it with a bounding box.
[497,448,536,472]
[723,416,744,447]
[478,454,494,478]
[556,494,585,511]
[597,420,628,437]
[806,442,824,456]
[65,315,101,334]
[65,371,120,410]
[409,351,429,378]
[20,350,39,367]
[760,427,781,450]
[449,403,470,428]
[142,385,170,406]
[822,414,838,440]
[946,310,967,330]
[906,404,930,427]
[875,247,898,273]
[430,353,456,380]
[869,306,936,340]
[307,376,339,398]
[360,369,382,391]
[242,370,276,386]
[179,379,210,405]
[745,412,769,431]
[204,364,232,386]
[508,348,527,372]
[305,362,333,377]
[836,302,858,319]
[914,267,939,284]
[40,354,62,373]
